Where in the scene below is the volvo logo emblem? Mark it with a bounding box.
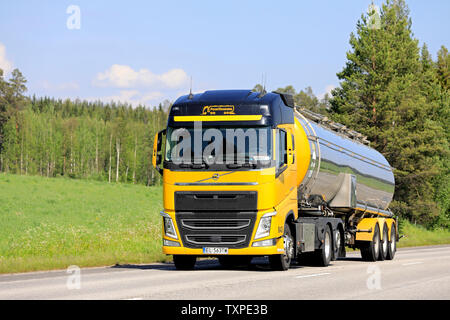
[212,174,219,181]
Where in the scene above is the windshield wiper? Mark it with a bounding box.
[178,160,209,169]
[226,162,256,169]
[190,163,208,169]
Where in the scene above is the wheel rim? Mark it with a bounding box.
[382,230,388,253]
[335,231,341,252]
[374,231,380,257]
[390,229,396,253]
[324,231,331,259]
[283,233,294,263]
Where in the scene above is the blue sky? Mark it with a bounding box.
[0,0,449,107]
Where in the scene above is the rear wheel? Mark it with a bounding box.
[361,224,380,262]
[314,225,332,266]
[269,223,294,271]
[173,255,196,270]
[378,223,389,261]
[386,224,397,260]
[332,227,345,260]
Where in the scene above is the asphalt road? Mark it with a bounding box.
[0,245,449,300]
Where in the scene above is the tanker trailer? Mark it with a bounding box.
[152,89,398,270]
[293,107,397,264]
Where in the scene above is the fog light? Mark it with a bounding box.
[163,239,180,247]
[252,238,277,247]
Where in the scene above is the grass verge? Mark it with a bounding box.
[398,220,450,248]
[0,173,169,274]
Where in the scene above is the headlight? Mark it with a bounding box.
[254,211,276,239]
[160,211,178,239]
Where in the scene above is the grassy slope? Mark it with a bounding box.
[398,220,450,248]
[0,173,449,274]
[0,173,168,274]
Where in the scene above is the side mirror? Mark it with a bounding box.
[152,129,166,175]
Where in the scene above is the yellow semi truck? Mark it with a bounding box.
[152,90,398,270]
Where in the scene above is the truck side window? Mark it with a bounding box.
[276,129,287,169]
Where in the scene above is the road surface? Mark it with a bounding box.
[0,245,449,300]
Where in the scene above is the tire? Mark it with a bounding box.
[332,227,345,260]
[173,255,196,270]
[386,224,397,260]
[378,223,389,261]
[218,256,252,269]
[269,223,294,271]
[314,225,332,266]
[361,224,380,262]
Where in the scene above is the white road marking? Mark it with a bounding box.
[295,273,331,279]
[402,261,423,266]
[124,297,143,300]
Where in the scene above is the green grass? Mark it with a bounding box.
[397,220,450,248]
[0,173,169,274]
[0,173,449,274]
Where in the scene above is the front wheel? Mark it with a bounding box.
[269,223,294,271]
[173,255,196,270]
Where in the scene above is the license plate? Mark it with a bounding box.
[203,247,228,255]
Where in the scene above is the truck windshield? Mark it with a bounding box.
[165,126,272,169]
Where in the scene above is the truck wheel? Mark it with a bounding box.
[332,227,344,260]
[269,223,294,271]
[361,224,380,262]
[218,256,252,269]
[173,255,196,270]
[378,223,389,261]
[386,224,396,260]
[315,225,332,266]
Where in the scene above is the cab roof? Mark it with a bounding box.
[174,90,280,106]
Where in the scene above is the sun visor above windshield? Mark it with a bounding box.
[167,90,294,127]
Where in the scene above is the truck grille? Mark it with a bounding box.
[175,212,256,249]
[181,219,251,230]
[185,235,246,245]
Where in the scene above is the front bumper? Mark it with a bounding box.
[162,236,285,256]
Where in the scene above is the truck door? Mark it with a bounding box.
[275,128,289,199]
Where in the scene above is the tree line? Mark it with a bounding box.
[0,75,168,186]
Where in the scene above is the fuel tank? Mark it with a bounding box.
[294,109,395,215]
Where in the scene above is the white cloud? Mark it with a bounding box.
[92,64,189,89]
[140,91,164,102]
[0,42,13,75]
[87,90,164,107]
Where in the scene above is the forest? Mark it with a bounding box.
[0,0,448,228]
[0,85,168,186]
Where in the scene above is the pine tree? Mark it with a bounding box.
[330,0,447,226]
[436,46,450,91]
